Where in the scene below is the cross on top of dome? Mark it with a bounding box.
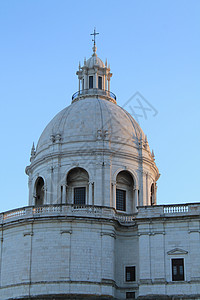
[90,27,99,55]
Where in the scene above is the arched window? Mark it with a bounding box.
[89,76,93,89]
[116,171,134,212]
[98,76,102,89]
[66,168,89,205]
[150,183,155,205]
[35,177,44,206]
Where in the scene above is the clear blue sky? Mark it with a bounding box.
[0,0,200,212]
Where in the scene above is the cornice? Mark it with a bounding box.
[26,147,159,177]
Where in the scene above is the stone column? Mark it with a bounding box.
[138,229,151,284]
[94,161,103,206]
[94,69,98,88]
[63,184,67,204]
[0,230,3,285]
[88,182,93,205]
[139,171,147,206]
[154,183,157,205]
[49,166,54,204]
[101,232,115,281]
[112,182,116,209]
[28,178,32,206]
[22,229,33,283]
[103,163,111,207]
[44,183,48,205]
[134,187,139,212]
[108,78,110,92]
[84,72,87,89]
[188,221,200,281]
[103,74,105,90]
[146,172,149,205]
[151,233,165,282]
[60,230,72,280]
[105,74,107,90]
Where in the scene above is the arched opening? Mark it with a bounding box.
[89,76,93,89]
[98,76,102,89]
[66,168,89,205]
[150,183,155,205]
[35,177,44,206]
[116,171,134,213]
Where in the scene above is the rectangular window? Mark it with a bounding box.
[126,292,135,299]
[74,187,86,205]
[82,78,84,90]
[126,266,136,282]
[89,76,93,89]
[172,258,184,281]
[98,76,102,89]
[116,189,126,211]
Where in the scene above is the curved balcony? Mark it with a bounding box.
[0,204,136,225]
[1,203,197,226]
[72,88,117,103]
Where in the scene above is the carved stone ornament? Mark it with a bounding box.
[167,248,188,255]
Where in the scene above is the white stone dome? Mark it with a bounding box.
[26,46,158,212]
[36,98,146,156]
[86,54,105,68]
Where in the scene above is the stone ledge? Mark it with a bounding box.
[137,295,200,300]
[8,294,116,300]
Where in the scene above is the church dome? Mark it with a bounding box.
[26,38,159,212]
[36,97,146,156]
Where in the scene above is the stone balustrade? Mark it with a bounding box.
[72,88,117,103]
[1,203,200,225]
[163,204,189,213]
[137,203,200,218]
[0,204,136,225]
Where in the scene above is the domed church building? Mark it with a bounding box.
[0,33,200,300]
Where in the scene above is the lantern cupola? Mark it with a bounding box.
[72,29,116,103]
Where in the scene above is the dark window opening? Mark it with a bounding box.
[126,292,135,299]
[150,183,155,205]
[35,177,44,206]
[172,258,184,281]
[126,266,136,282]
[82,78,84,90]
[89,76,93,89]
[74,187,86,205]
[116,189,126,211]
[98,76,102,89]
[61,185,63,204]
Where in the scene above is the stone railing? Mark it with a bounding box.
[137,203,200,218]
[163,204,189,214]
[71,88,117,103]
[1,203,200,225]
[0,204,136,225]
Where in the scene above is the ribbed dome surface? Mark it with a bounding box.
[36,98,146,155]
[86,55,105,68]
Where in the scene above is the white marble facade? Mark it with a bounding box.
[0,45,199,300]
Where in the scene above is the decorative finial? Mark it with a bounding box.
[31,142,35,154]
[30,142,36,161]
[79,61,81,70]
[84,57,86,65]
[151,149,155,159]
[105,59,107,67]
[90,27,99,55]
